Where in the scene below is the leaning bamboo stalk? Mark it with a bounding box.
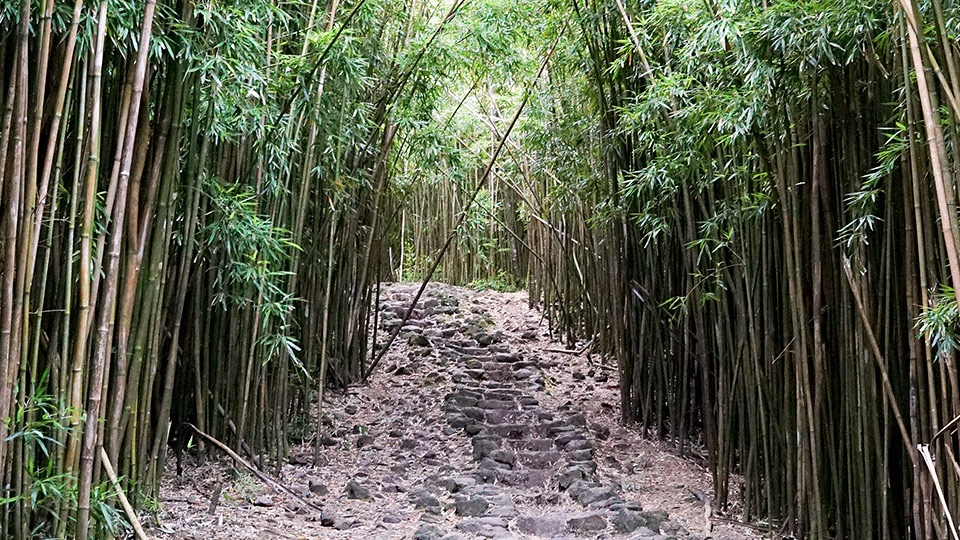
[919,444,960,540]
[367,36,559,378]
[842,258,915,462]
[100,448,150,540]
[898,0,960,310]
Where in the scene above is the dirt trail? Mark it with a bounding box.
[154,283,764,539]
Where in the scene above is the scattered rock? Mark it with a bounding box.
[567,513,607,532]
[252,496,274,507]
[472,437,501,460]
[357,434,375,448]
[456,516,509,535]
[344,480,372,500]
[559,466,589,489]
[575,485,618,506]
[413,523,446,540]
[487,449,516,468]
[411,491,441,509]
[613,508,647,533]
[516,516,566,536]
[319,435,338,447]
[638,509,670,531]
[454,496,490,517]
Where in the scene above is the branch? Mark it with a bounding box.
[363,34,562,381]
[186,423,324,515]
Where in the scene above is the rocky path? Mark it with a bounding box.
[156,283,762,540]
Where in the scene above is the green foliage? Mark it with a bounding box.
[469,270,522,292]
[203,177,301,369]
[1,378,78,537]
[89,481,129,539]
[839,124,909,249]
[917,285,960,357]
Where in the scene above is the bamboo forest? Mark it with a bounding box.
[4,0,960,538]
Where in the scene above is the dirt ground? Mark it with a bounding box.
[148,284,769,540]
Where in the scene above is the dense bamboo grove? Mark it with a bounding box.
[513,0,960,538]
[7,0,960,538]
[0,0,477,536]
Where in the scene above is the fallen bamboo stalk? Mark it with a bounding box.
[919,444,960,540]
[185,423,324,514]
[100,447,150,540]
[545,341,592,355]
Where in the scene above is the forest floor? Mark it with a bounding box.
[151,283,767,540]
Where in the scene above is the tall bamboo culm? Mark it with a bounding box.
[0,0,454,536]
[520,0,960,538]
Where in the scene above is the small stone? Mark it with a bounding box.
[456,517,508,535]
[253,495,274,507]
[565,438,592,452]
[319,512,336,527]
[383,514,402,524]
[472,437,501,461]
[319,435,338,447]
[345,404,359,415]
[455,496,490,516]
[357,434,375,448]
[567,513,607,532]
[590,422,611,440]
[637,510,670,530]
[633,526,658,537]
[413,523,445,540]
[576,486,618,506]
[333,516,357,530]
[448,415,472,428]
[559,466,588,489]
[661,519,682,534]
[514,368,534,379]
[449,476,478,493]
[567,448,593,461]
[566,479,598,500]
[487,449,516,468]
[411,491,441,509]
[477,400,516,410]
[345,480,372,500]
[462,407,486,420]
[308,480,328,495]
[516,516,566,536]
